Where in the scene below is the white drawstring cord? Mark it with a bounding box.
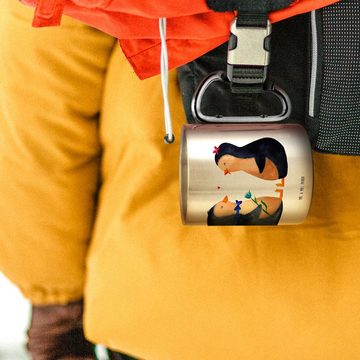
[159,18,175,144]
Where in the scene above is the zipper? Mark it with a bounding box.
[308,10,318,117]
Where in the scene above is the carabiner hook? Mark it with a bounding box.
[191,71,292,123]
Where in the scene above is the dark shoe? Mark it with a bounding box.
[27,300,96,360]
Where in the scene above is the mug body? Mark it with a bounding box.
[180,124,313,226]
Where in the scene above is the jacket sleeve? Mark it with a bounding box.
[68,0,342,20]
[19,0,214,27]
[17,0,342,79]
[19,0,342,28]
[70,0,212,18]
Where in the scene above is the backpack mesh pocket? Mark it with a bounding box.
[306,0,360,155]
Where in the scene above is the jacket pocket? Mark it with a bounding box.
[305,0,360,155]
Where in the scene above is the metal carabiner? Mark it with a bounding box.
[191,71,292,123]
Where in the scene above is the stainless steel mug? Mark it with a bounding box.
[180,123,313,225]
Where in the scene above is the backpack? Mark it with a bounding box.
[178,0,360,155]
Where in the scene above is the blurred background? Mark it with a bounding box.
[0,273,109,360]
[0,272,30,359]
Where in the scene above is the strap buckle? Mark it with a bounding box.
[227,17,272,93]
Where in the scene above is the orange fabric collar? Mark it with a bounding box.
[24,0,341,78]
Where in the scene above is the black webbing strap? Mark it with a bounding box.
[206,0,294,93]
[236,12,268,27]
[206,0,294,13]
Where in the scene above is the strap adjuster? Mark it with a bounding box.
[33,0,65,27]
[227,17,272,93]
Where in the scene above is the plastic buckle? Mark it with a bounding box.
[227,17,272,93]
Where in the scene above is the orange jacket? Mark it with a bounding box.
[21,0,341,78]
